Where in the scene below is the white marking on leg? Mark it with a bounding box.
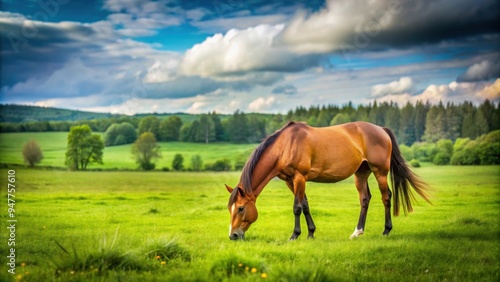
[349,228,364,240]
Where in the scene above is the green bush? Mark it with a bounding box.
[409,159,421,167]
[433,152,450,165]
[190,155,203,171]
[412,142,437,162]
[399,144,414,161]
[172,154,184,171]
[205,158,232,171]
[478,130,500,165]
[104,122,137,146]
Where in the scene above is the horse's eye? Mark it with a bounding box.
[238,206,244,213]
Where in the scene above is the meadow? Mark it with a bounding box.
[0,132,257,170]
[0,165,499,281]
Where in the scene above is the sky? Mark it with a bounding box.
[0,0,499,115]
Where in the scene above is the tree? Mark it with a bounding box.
[172,154,184,171]
[385,105,401,141]
[423,104,447,142]
[414,101,428,142]
[400,102,416,145]
[138,116,160,138]
[227,110,249,143]
[131,132,162,170]
[22,140,43,167]
[330,113,350,125]
[191,155,203,171]
[104,122,137,146]
[159,116,182,141]
[65,125,104,170]
[197,114,216,143]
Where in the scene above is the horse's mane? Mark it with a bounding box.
[239,121,296,195]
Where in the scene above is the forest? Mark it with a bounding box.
[1,100,499,146]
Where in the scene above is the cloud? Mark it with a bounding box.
[370,79,500,105]
[277,0,500,54]
[272,84,297,95]
[179,24,322,79]
[457,60,500,82]
[248,96,276,112]
[371,77,413,97]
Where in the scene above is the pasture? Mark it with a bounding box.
[0,132,256,170]
[0,165,499,281]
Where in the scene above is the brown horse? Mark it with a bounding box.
[226,121,431,240]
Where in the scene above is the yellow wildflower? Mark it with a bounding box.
[161,261,166,265]
[261,273,268,279]
[251,268,257,273]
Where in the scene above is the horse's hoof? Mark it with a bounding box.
[350,229,364,240]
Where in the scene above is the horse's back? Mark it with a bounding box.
[276,122,391,182]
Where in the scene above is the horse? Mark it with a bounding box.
[226,121,431,240]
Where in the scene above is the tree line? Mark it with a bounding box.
[4,100,500,148]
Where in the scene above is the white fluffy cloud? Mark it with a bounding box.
[370,79,500,105]
[371,77,413,97]
[248,96,276,112]
[180,24,294,77]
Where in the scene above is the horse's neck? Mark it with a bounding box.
[249,150,278,198]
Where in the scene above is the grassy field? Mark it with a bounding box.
[0,132,257,170]
[0,165,498,281]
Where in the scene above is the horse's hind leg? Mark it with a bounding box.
[374,171,392,235]
[350,167,372,239]
[303,194,316,239]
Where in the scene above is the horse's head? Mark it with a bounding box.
[225,184,258,240]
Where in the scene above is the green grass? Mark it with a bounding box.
[0,132,256,169]
[0,166,498,281]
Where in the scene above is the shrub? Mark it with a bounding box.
[172,154,184,171]
[190,155,203,171]
[399,144,414,161]
[205,159,232,171]
[22,140,43,167]
[433,152,450,165]
[409,159,421,167]
[478,130,500,165]
[412,142,437,162]
[234,160,246,171]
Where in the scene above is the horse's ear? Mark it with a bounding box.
[225,184,233,193]
[237,187,245,197]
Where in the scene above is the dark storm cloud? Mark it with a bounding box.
[0,12,116,87]
[278,0,500,54]
[457,60,500,82]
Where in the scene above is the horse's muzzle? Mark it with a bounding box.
[229,233,244,240]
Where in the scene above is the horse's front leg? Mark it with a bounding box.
[290,174,316,240]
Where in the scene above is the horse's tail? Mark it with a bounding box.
[383,127,431,216]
